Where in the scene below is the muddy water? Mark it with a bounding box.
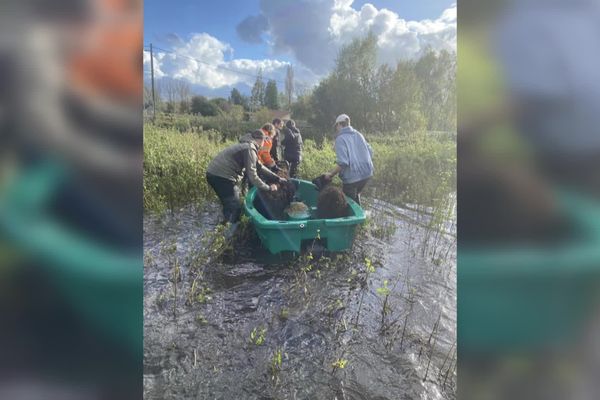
[144,199,456,400]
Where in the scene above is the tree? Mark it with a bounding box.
[285,65,294,109]
[210,97,230,113]
[156,77,191,114]
[174,80,191,114]
[278,92,288,110]
[250,69,266,111]
[309,33,378,131]
[230,88,250,111]
[373,64,395,132]
[334,32,378,129]
[191,95,219,116]
[157,78,177,107]
[415,49,456,131]
[390,61,427,133]
[291,94,313,122]
[165,101,176,114]
[229,88,244,106]
[264,79,279,110]
[301,32,455,135]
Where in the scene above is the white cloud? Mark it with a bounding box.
[256,0,456,73]
[143,33,320,95]
[143,50,165,79]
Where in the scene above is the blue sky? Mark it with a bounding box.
[144,0,456,97]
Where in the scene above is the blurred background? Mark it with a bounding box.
[458,0,600,398]
[0,0,142,398]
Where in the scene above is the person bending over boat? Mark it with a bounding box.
[206,129,285,223]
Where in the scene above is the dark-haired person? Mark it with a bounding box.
[282,119,303,178]
[270,118,284,162]
[206,130,284,223]
[324,114,374,205]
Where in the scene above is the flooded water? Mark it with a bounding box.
[143,198,456,400]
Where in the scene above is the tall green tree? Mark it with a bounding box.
[291,94,313,122]
[264,79,279,110]
[285,64,294,109]
[229,88,244,106]
[373,64,395,132]
[310,33,378,131]
[391,61,427,133]
[415,49,456,131]
[191,96,219,116]
[250,69,266,111]
[303,33,455,135]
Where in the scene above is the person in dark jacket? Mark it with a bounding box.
[281,119,303,178]
[270,118,284,162]
[206,130,284,223]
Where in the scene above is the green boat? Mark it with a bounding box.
[244,179,366,254]
[0,162,142,356]
[459,190,600,353]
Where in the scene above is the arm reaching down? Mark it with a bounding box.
[244,146,273,191]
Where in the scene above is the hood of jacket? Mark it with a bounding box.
[239,132,260,150]
[339,126,357,136]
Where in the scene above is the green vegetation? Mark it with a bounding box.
[250,326,267,346]
[269,347,283,379]
[308,33,455,135]
[331,358,348,370]
[144,124,455,213]
[144,124,225,213]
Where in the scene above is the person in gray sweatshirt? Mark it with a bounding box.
[323,114,374,205]
[206,129,284,223]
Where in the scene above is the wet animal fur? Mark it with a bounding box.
[317,186,349,219]
[312,174,332,191]
[254,180,296,220]
[275,161,290,179]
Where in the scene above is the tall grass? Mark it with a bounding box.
[144,123,456,213]
[144,124,231,213]
[369,132,456,206]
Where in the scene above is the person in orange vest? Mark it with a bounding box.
[257,123,283,174]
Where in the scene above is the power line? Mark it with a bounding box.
[143,44,311,91]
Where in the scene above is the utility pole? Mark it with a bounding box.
[150,43,156,122]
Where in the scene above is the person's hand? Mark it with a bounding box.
[269,184,278,191]
[323,173,332,181]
